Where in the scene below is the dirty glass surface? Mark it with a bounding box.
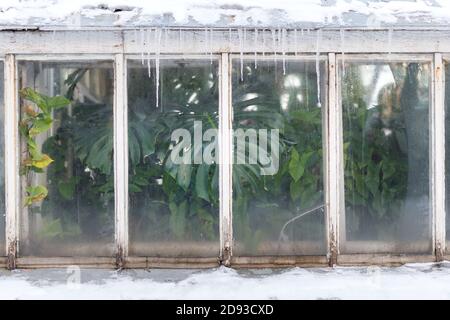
[0,62,4,256]
[446,61,450,248]
[127,59,220,257]
[232,58,327,256]
[18,61,115,257]
[341,60,432,254]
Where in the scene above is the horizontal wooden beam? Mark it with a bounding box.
[1,29,450,55]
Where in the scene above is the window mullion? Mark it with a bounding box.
[114,53,128,267]
[4,54,18,269]
[433,53,446,260]
[327,53,341,266]
[219,53,232,266]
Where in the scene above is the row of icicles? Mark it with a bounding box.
[133,27,395,109]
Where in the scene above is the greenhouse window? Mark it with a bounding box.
[339,56,432,254]
[17,59,115,257]
[0,60,4,257]
[446,59,450,253]
[231,56,327,257]
[127,57,220,258]
[0,28,448,268]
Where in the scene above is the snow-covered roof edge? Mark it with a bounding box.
[1,0,450,29]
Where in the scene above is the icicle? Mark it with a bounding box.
[146,28,152,78]
[204,28,209,59]
[301,28,304,36]
[164,28,168,50]
[271,28,277,66]
[340,28,345,77]
[140,28,145,65]
[254,28,258,69]
[155,28,162,108]
[315,29,322,107]
[281,28,286,75]
[134,28,138,44]
[262,29,266,56]
[294,29,298,56]
[209,28,213,64]
[228,28,232,50]
[238,28,244,81]
[387,28,393,56]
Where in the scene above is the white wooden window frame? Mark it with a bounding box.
[0,56,6,266]
[10,54,117,268]
[0,29,448,268]
[335,54,439,265]
[228,54,330,267]
[442,54,450,258]
[124,54,223,268]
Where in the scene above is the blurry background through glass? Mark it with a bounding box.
[232,58,327,256]
[18,61,115,257]
[341,60,431,254]
[0,62,4,256]
[127,59,220,257]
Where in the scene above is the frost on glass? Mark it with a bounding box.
[446,61,450,245]
[232,59,327,256]
[341,61,431,254]
[127,59,220,257]
[18,61,115,257]
[0,62,4,256]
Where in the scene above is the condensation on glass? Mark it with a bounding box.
[231,58,327,256]
[0,61,4,256]
[445,60,450,249]
[340,59,432,254]
[18,61,115,257]
[127,59,220,257]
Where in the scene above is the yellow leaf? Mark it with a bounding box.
[32,154,54,169]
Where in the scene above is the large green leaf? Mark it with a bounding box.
[195,164,210,202]
[289,148,304,182]
[169,201,187,239]
[177,164,192,191]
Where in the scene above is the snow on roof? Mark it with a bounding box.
[1,0,450,29]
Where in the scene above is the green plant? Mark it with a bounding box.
[19,88,71,206]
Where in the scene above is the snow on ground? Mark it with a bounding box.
[2,0,450,28]
[1,262,450,299]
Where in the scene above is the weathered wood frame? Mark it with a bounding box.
[0,28,449,268]
[335,54,438,265]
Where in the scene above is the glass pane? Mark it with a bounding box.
[446,61,450,247]
[341,60,431,254]
[18,61,115,257]
[232,59,327,256]
[127,59,220,257]
[0,61,4,256]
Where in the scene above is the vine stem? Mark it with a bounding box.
[278,203,325,242]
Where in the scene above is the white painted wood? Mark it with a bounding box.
[15,54,114,61]
[0,31,122,54]
[0,29,450,55]
[4,54,19,268]
[327,53,340,265]
[219,53,232,265]
[114,53,129,263]
[122,29,450,54]
[433,53,446,259]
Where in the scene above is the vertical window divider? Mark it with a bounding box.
[114,52,129,268]
[219,53,233,266]
[326,53,341,266]
[432,53,446,260]
[4,54,18,269]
